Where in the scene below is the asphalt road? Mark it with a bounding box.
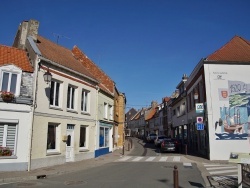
[1,138,206,188]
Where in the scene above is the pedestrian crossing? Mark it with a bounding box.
[115,156,183,163]
[203,163,238,177]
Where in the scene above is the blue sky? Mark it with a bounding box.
[1,0,250,111]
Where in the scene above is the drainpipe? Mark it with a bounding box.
[28,56,40,171]
[95,86,99,154]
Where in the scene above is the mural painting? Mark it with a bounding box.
[216,80,250,140]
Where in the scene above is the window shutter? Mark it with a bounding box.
[0,125,4,146]
[6,124,16,151]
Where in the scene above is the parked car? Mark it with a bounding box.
[146,133,157,143]
[154,135,168,147]
[160,138,179,153]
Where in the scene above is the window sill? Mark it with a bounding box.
[46,151,61,156]
[81,112,90,116]
[49,106,63,111]
[0,155,17,159]
[66,109,78,114]
[79,149,89,152]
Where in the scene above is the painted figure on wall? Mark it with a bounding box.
[216,80,250,140]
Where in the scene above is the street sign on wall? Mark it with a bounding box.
[196,123,204,130]
[196,117,203,124]
[196,103,204,114]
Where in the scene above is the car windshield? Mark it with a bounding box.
[158,136,166,139]
[163,138,175,143]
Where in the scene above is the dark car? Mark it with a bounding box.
[160,138,179,153]
[154,135,168,147]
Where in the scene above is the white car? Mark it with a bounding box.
[154,135,168,147]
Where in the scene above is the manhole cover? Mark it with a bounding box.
[64,180,87,185]
[17,182,38,187]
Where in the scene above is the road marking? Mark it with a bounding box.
[209,169,238,175]
[206,166,237,170]
[145,157,156,161]
[118,156,132,161]
[173,156,180,161]
[183,163,192,167]
[132,157,144,161]
[159,157,168,162]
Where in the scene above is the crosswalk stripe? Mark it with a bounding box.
[209,169,238,175]
[118,156,132,161]
[145,157,156,161]
[132,157,144,161]
[173,156,180,161]
[159,157,168,162]
[206,166,237,170]
[203,164,233,167]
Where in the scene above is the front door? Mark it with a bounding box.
[66,124,74,162]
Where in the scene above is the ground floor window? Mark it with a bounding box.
[47,123,59,152]
[99,127,109,147]
[0,123,17,156]
[79,125,88,148]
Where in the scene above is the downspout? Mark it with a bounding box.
[95,86,100,155]
[28,56,40,171]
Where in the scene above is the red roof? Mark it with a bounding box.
[207,36,250,62]
[36,36,96,81]
[0,45,33,72]
[72,46,114,94]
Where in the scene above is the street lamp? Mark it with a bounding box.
[43,69,52,84]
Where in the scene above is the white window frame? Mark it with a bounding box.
[104,102,108,119]
[0,65,22,96]
[46,123,60,153]
[81,89,90,113]
[67,85,77,110]
[109,105,113,120]
[79,125,88,150]
[0,119,18,156]
[50,79,62,108]
[99,126,110,148]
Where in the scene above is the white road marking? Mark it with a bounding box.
[159,157,168,162]
[132,157,144,161]
[209,169,238,175]
[117,156,132,161]
[145,157,156,161]
[173,156,180,161]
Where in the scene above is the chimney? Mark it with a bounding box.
[13,19,39,49]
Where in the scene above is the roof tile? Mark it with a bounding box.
[0,45,33,72]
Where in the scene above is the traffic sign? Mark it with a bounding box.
[196,117,203,124]
[196,123,204,130]
[196,103,204,114]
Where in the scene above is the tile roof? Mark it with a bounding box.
[36,36,97,81]
[0,45,33,72]
[207,36,250,62]
[72,46,114,94]
[145,107,156,121]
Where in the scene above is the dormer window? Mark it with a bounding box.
[0,65,21,96]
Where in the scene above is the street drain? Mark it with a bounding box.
[64,180,87,185]
[17,182,38,187]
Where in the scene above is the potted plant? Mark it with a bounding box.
[0,146,12,156]
[0,91,15,102]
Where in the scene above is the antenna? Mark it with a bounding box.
[53,33,70,44]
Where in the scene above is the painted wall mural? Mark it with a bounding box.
[216,80,250,140]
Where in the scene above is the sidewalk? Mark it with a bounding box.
[0,140,134,184]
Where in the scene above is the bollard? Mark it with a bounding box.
[122,144,125,155]
[185,144,187,155]
[130,138,133,149]
[173,165,179,188]
[128,143,130,151]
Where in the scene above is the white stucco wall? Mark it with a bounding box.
[0,103,32,171]
[204,64,250,160]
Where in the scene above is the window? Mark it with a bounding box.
[173,109,176,116]
[0,65,21,96]
[67,85,76,110]
[0,123,17,156]
[81,89,89,113]
[79,126,87,148]
[47,123,59,151]
[50,80,61,107]
[109,105,113,120]
[99,127,109,147]
[104,103,108,119]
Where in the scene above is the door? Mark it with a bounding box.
[66,124,74,162]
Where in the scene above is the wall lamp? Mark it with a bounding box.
[43,69,52,84]
[194,90,199,100]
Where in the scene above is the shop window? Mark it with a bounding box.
[99,127,109,147]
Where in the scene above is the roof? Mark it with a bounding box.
[207,36,250,62]
[0,45,33,72]
[36,36,97,81]
[72,46,114,95]
[145,107,156,121]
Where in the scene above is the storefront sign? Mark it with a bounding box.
[196,103,204,114]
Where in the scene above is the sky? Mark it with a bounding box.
[1,0,250,111]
